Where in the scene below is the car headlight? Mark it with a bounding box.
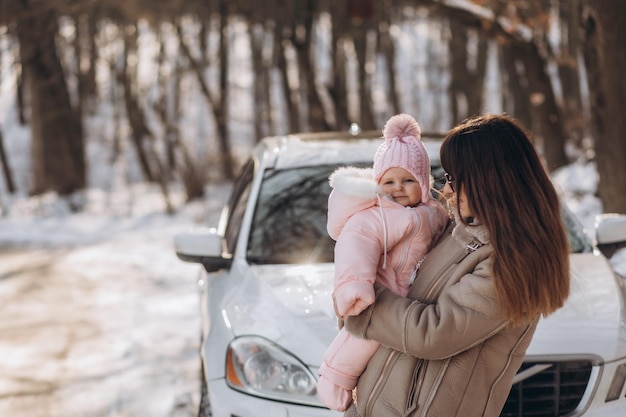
[226,335,322,406]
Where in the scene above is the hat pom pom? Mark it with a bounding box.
[383,113,421,142]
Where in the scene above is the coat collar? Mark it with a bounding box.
[451,206,491,247]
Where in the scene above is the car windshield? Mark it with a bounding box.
[247,164,343,264]
[246,165,592,264]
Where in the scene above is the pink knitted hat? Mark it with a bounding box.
[373,113,432,202]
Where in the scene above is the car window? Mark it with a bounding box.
[561,207,593,253]
[247,164,348,264]
[224,159,255,255]
[245,164,591,265]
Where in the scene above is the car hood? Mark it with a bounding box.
[223,253,626,367]
[223,263,337,367]
[528,252,626,360]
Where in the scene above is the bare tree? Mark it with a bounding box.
[248,22,273,139]
[580,0,626,213]
[272,1,301,134]
[15,0,86,197]
[69,3,99,116]
[119,22,154,182]
[1,0,624,214]
[518,38,569,170]
[292,0,330,132]
[430,0,569,169]
[216,0,233,178]
[499,43,533,129]
[0,128,16,193]
[448,22,488,122]
[377,16,401,117]
[175,12,235,179]
[347,0,377,130]
[556,0,586,148]
[153,26,205,201]
[328,1,351,130]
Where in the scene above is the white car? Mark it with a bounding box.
[174,129,626,417]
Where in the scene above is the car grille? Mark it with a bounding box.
[500,360,594,417]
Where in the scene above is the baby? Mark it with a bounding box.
[317,113,449,411]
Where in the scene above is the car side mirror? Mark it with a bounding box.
[174,228,233,272]
[595,213,626,258]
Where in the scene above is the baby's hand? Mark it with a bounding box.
[334,283,375,317]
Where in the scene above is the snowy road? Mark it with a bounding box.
[0,223,203,417]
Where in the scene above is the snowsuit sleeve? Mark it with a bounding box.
[332,210,385,317]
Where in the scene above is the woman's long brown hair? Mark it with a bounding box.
[440,114,570,325]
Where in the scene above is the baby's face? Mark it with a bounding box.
[379,167,422,207]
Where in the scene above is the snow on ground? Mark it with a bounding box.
[0,187,220,417]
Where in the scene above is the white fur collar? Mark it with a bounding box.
[329,167,380,199]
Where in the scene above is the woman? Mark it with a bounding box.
[342,114,570,417]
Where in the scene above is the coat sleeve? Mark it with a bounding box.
[343,254,509,360]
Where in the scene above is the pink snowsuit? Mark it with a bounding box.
[317,167,449,411]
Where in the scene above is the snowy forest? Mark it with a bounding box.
[1,0,625,214]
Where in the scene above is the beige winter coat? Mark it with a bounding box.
[343,217,539,417]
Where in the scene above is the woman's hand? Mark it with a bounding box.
[343,283,388,339]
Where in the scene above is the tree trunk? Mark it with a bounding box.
[151,30,204,202]
[377,19,400,116]
[262,28,276,136]
[499,43,533,129]
[216,0,234,179]
[448,22,470,122]
[119,31,174,213]
[16,64,27,125]
[155,30,175,173]
[0,128,16,193]
[346,0,376,130]
[293,0,330,132]
[499,36,568,170]
[274,8,301,134]
[521,40,569,171]
[71,13,87,121]
[86,8,98,100]
[467,29,488,118]
[249,22,271,140]
[557,0,586,148]
[329,3,350,130]
[450,24,487,122]
[176,15,234,179]
[120,24,154,182]
[242,1,279,137]
[581,0,626,213]
[16,0,85,196]
[353,28,376,130]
